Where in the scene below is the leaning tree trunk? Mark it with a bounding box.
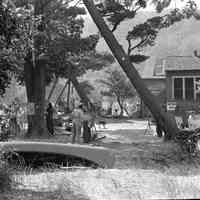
[70,72,95,112]
[24,57,47,137]
[83,0,179,140]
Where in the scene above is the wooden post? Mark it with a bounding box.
[47,76,59,101]
[55,79,69,107]
[66,80,71,111]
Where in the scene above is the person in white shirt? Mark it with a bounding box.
[71,104,84,143]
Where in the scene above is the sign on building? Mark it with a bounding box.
[151,90,161,96]
[167,101,177,111]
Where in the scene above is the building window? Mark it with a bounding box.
[195,77,200,101]
[185,78,194,100]
[173,76,200,100]
[174,78,183,99]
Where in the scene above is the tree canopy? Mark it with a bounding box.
[0,0,19,95]
[0,0,114,95]
[95,0,200,64]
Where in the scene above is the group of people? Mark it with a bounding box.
[70,103,95,144]
[0,101,25,137]
[45,102,95,143]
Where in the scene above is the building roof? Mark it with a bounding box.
[143,56,200,79]
[164,56,200,71]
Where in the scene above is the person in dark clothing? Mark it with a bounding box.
[83,120,91,143]
[156,118,165,138]
[156,122,163,138]
[46,103,54,136]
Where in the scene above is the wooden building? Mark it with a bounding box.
[141,56,200,117]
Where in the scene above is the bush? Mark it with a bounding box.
[0,152,12,192]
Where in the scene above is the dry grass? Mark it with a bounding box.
[10,167,200,200]
[5,119,200,199]
[0,153,13,193]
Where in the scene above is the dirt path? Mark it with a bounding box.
[92,119,200,170]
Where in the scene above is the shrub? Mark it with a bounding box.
[0,152,12,192]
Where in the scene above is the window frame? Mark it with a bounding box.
[172,75,200,100]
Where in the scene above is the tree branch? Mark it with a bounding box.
[127,37,148,55]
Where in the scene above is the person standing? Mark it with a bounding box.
[9,101,20,137]
[82,110,92,143]
[71,104,84,143]
[46,102,54,136]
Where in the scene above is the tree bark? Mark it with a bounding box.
[24,57,47,137]
[24,56,35,137]
[33,61,47,137]
[83,0,179,140]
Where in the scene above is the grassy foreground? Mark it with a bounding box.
[8,167,200,200]
[2,119,200,199]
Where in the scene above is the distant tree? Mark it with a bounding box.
[99,69,136,116]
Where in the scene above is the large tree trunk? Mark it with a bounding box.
[23,0,48,137]
[24,57,47,137]
[33,61,47,137]
[24,56,35,137]
[83,0,179,140]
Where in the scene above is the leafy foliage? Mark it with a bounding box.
[2,0,113,87]
[96,0,146,31]
[129,54,149,63]
[79,80,95,95]
[99,69,136,100]
[125,0,200,63]
[0,0,18,46]
[0,0,19,96]
[95,0,200,64]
